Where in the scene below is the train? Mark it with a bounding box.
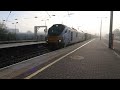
[46,24,91,49]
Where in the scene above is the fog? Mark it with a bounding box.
[0,11,120,36]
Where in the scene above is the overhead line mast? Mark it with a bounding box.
[6,11,12,22]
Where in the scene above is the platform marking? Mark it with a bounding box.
[24,39,95,79]
[102,41,120,58]
[113,51,120,58]
[102,42,108,47]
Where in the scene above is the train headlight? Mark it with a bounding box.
[59,40,61,42]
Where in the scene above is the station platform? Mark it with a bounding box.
[0,41,46,49]
[103,39,120,56]
[0,38,120,79]
[29,38,120,79]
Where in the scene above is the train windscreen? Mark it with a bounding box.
[48,24,65,36]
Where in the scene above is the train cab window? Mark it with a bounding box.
[48,24,65,36]
[65,30,67,33]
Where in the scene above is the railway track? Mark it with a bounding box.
[0,43,52,68]
[0,40,37,44]
[0,40,88,69]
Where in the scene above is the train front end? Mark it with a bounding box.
[46,24,65,49]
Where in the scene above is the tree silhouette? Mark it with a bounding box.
[113,29,120,36]
[0,22,16,41]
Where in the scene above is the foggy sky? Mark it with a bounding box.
[0,11,120,36]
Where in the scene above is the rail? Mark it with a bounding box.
[0,40,37,44]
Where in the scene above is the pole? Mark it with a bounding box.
[109,11,113,49]
[97,17,107,40]
[46,11,51,18]
[67,11,70,17]
[100,19,102,40]
[6,11,12,22]
[45,20,46,26]
[15,24,16,40]
[2,20,5,29]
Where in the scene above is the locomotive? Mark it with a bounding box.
[46,24,91,48]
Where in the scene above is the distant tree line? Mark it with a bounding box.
[0,22,34,41]
[0,22,46,41]
[0,22,16,41]
[113,29,120,36]
[113,28,120,40]
[105,28,120,40]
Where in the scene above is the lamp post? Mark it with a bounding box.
[109,11,113,49]
[67,11,74,17]
[15,22,18,34]
[15,18,18,40]
[97,17,107,40]
[100,18,102,40]
[12,21,18,40]
[41,19,49,26]
[15,22,18,40]
[67,11,74,27]
[2,20,5,29]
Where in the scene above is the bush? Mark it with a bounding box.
[0,22,16,41]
